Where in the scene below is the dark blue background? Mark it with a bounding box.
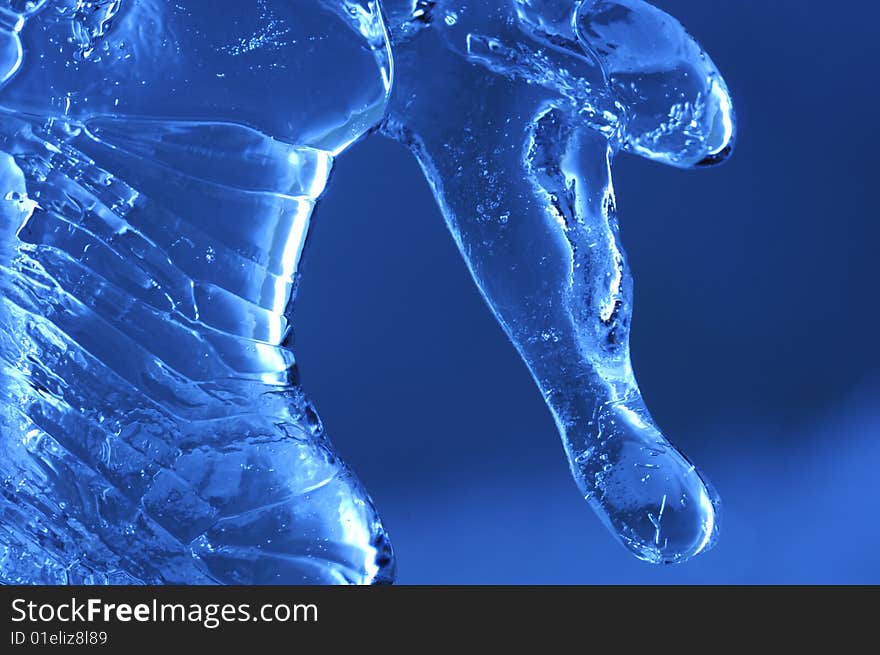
[294,1,880,583]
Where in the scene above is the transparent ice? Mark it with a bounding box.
[0,0,734,584]
[381,0,734,564]
[0,0,395,584]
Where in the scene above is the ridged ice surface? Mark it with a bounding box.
[382,0,734,563]
[0,0,735,584]
[0,0,393,584]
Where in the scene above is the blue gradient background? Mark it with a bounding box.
[294,0,879,583]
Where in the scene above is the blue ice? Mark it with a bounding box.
[0,0,733,584]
